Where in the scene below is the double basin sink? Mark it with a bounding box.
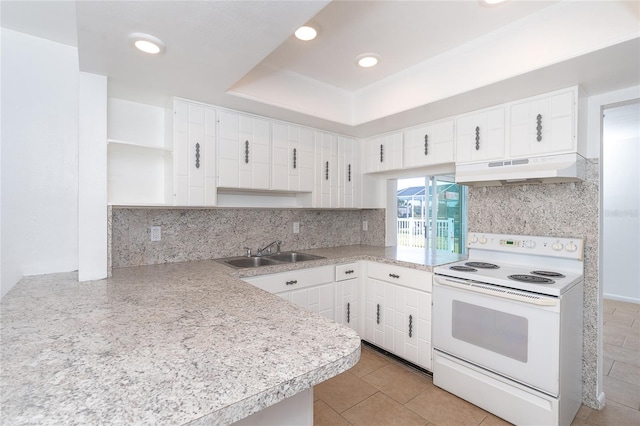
[219,251,326,269]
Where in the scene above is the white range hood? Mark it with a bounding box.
[455,152,586,186]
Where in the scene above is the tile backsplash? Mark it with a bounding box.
[467,159,600,408]
[111,208,385,268]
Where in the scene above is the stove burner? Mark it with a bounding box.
[508,274,555,284]
[531,270,566,278]
[465,262,499,269]
[450,265,477,272]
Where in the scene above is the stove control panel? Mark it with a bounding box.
[467,233,584,260]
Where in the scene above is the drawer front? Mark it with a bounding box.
[335,262,360,281]
[243,265,334,294]
[367,262,432,292]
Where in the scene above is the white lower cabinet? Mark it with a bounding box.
[243,260,433,370]
[335,263,361,335]
[243,265,335,321]
[364,262,433,371]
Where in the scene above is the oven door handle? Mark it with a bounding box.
[434,276,559,307]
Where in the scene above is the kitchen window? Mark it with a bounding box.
[396,175,467,253]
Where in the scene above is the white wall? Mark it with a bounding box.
[78,73,107,281]
[1,29,79,297]
[602,102,640,303]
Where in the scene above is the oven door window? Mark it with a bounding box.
[452,300,528,362]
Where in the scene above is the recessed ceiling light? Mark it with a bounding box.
[480,0,508,6]
[295,26,317,41]
[356,53,380,68]
[129,33,165,55]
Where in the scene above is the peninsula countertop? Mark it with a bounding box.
[0,245,463,425]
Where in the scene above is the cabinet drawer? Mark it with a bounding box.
[367,262,432,292]
[243,265,334,294]
[336,263,360,281]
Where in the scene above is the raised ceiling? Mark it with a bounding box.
[2,1,639,137]
[254,1,559,92]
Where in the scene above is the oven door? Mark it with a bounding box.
[433,276,561,396]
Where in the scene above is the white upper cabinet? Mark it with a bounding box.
[271,123,314,193]
[509,88,576,158]
[456,107,506,164]
[338,136,361,208]
[403,119,455,169]
[173,100,216,206]
[314,131,339,208]
[364,132,403,173]
[218,110,270,190]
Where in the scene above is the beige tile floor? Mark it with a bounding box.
[314,299,640,426]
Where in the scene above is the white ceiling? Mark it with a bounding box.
[2,1,639,137]
[256,1,559,92]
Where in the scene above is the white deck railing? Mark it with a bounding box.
[397,218,455,251]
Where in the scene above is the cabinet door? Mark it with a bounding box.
[391,285,432,370]
[336,278,360,336]
[510,89,575,158]
[456,108,505,163]
[403,120,454,169]
[365,278,386,348]
[290,282,335,321]
[416,290,432,370]
[240,115,270,190]
[314,131,338,208]
[338,136,359,208]
[217,110,240,188]
[271,122,292,191]
[364,132,402,173]
[218,111,270,190]
[173,100,216,206]
[271,124,314,193]
[298,128,315,193]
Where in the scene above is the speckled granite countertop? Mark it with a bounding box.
[0,245,463,425]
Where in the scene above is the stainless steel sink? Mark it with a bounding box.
[224,257,281,268]
[218,251,325,269]
[265,252,325,263]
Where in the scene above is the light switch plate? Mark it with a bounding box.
[362,221,368,231]
[293,222,300,234]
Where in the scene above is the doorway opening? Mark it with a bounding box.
[396,175,467,253]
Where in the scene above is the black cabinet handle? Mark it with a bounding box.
[285,280,297,286]
[475,126,480,151]
[536,114,543,142]
[293,148,297,169]
[325,161,329,180]
[376,304,380,324]
[389,273,400,279]
[348,164,351,182]
[195,143,200,169]
[345,270,354,274]
[347,302,351,323]
[380,144,384,163]
[409,314,413,338]
[424,134,429,156]
[244,140,249,163]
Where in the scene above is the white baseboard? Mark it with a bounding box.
[597,391,606,410]
[603,293,640,304]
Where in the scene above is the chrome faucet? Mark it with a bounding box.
[257,240,282,256]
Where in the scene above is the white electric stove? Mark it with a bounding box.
[432,232,585,426]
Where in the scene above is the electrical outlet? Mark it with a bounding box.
[362,220,368,231]
[150,226,161,241]
[293,222,300,234]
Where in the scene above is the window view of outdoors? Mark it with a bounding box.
[397,176,467,254]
